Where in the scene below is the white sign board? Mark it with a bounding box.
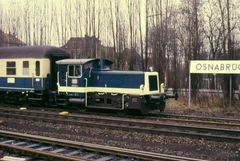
[190,60,240,74]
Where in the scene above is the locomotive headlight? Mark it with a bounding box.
[140,84,144,90]
[149,66,154,72]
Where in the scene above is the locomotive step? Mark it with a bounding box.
[28,98,43,101]
[87,105,123,110]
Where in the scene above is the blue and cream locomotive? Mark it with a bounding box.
[0,46,175,114]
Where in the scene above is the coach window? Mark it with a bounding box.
[68,65,82,78]
[6,61,16,75]
[23,61,29,76]
[36,61,40,76]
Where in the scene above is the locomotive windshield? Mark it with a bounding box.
[149,75,158,91]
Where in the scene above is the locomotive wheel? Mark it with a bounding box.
[159,100,166,112]
[140,105,151,115]
[140,110,149,115]
[125,109,144,115]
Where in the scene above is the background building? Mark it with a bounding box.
[0,30,25,47]
[62,35,141,70]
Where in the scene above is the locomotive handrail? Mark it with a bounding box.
[57,72,59,86]
[65,72,68,87]
[41,77,44,88]
[31,73,34,88]
[85,78,88,107]
[122,94,126,109]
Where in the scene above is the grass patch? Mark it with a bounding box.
[166,96,240,116]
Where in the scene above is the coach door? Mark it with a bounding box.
[34,60,42,90]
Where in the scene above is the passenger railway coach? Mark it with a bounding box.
[0,46,70,103]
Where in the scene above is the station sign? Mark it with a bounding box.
[190,60,240,74]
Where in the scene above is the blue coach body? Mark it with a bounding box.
[0,46,69,103]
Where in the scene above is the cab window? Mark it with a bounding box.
[60,66,67,80]
[75,66,81,76]
[68,65,74,76]
[68,65,82,78]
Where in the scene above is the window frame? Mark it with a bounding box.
[68,65,74,77]
[67,65,82,78]
[23,61,29,76]
[60,66,67,80]
[6,61,16,75]
[35,60,40,76]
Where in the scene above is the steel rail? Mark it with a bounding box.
[157,113,240,124]
[1,110,240,142]
[1,106,239,126]
[1,108,239,134]
[153,117,240,127]
[0,130,206,161]
[1,107,240,127]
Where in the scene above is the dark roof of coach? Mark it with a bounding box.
[0,46,70,58]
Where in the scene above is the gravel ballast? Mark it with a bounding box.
[0,117,239,161]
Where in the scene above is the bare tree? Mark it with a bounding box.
[218,0,238,103]
[0,2,4,45]
[52,4,61,46]
[22,0,32,45]
[177,0,204,96]
[110,0,117,62]
[138,0,145,71]
[145,0,149,71]
[127,0,134,70]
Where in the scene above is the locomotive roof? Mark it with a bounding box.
[56,58,113,65]
[0,46,70,58]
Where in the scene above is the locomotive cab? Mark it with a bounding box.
[56,59,112,103]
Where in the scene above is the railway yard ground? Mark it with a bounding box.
[0,103,239,160]
[166,97,240,118]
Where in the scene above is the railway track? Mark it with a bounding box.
[1,104,240,126]
[0,108,239,142]
[0,130,206,161]
[17,105,240,126]
[1,105,240,127]
[156,112,240,125]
